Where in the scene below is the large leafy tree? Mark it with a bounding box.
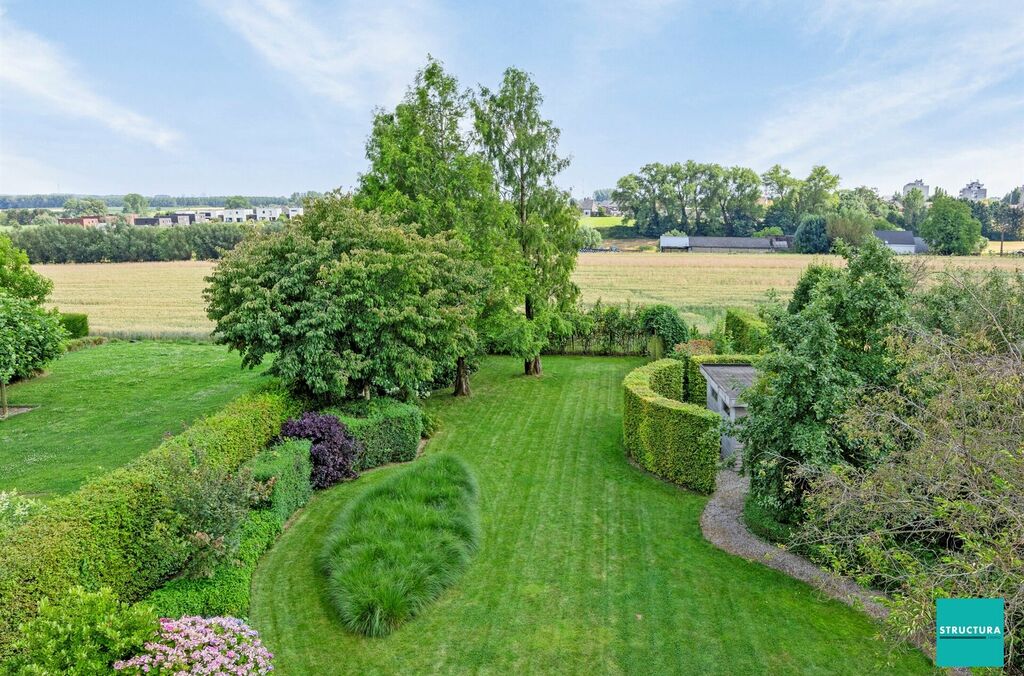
[473,67,579,376]
[356,57,515,395]
[898,187,926,230]
[122,193,148,215]
[61,197,107,217]
[741,238,910,522]
[920,194,982,255]
[205,195,483,401]
[1,235,53,304]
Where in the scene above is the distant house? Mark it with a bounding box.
[579,197,595,217]
[58,216,102,227]
[133,217,159,226]
[700,363,756,459]
[286,207,304,218]
[594,200,620,216]
[873,230,917,255]
[223,208,254,223]
[959,180,987,201]
[254,207,283,221]
[659,235,789,253]
[902,179,929,199]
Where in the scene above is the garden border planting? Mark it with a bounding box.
[622,359,720,494]
[724,308,768,353]
[329,398,423,471]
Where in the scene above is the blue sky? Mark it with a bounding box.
[1,0,1022,198]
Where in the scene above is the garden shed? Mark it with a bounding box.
[699,363,756,458]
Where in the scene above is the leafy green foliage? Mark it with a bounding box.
[576,225,602,249]
[122,193,148,215]
[0,293,65,388]
[330,399,423,471]
[740,238,910,522]
[10,586,158,675]
[322,455,479,637]
[622,359,720,494]
[919,194,983,255]
[723,309,768,353]
[793,214,830,253]
[250,439,313,524]
[638,304,690,349]
[825,208,876,246]
[59,312,89,339]
[61,197,107,218]
[206,195,483,400]
[0,235,53,304]
[0,391,295,658]
[0,491,41,539]
[751,226,783,237]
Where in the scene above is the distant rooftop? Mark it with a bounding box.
[874,230,915,246]
[700,364,756,402]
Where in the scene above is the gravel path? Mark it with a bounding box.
[701,468,957,671]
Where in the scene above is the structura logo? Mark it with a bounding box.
[935,598,1004,668]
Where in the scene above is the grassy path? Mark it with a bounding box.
[250,356,930,674]
[0,341,267,497]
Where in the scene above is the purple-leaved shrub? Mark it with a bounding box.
[114,616,273,674]
[280,412,362,489]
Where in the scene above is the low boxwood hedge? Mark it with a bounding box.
[329,398,423,471]
[250,439,313,524]
[623,359,720,494]
[724,309,769,354]
[0,390,297,659]
[59,312,89,339]
[683,353,756,405]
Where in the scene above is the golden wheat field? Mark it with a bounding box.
[36,252,1024,335]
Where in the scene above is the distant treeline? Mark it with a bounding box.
[0,193,322,209]
[8,222,277,263]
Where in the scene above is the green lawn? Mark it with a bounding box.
[250,356,930,675]
[0,341,268,497]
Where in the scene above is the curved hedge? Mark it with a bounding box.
[0,390,297,658]
[684,353,756,405]
[724,309,769,354]
[329,398,423,471]
[623,359,720,494]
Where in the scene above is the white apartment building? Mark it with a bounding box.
[902,179,929,198]
[959,180,987,201]
[223,208,254,222]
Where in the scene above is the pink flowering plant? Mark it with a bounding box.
[114,615,274,674]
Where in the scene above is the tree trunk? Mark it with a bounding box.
[453,356,471,397]
[1,380,7,419]
[523,295,542,376]
[1000,229,1005,256]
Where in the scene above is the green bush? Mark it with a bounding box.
[9,586,158,675]
[683,353,756,405]
[724,309,768,354]
[144,511,281,619]
[59,312,89,339]
[329,399,423,471]
[0,390,296,659]
[250,439,313,524]
[622,359,720,494]
[322,455,479,637]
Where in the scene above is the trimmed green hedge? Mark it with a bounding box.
[251,439,313,524]
[59,312,89,339]
[623,359,720,494]
[0,390,297,658]
[724,309,768,354]
[683,353,756,405]
[328,399,423,471]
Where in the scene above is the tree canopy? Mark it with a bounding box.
[919,194,983,255]
[0,235,53,304]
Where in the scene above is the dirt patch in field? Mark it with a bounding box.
[1,406,36,419]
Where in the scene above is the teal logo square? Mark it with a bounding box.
[935,598,1004,668]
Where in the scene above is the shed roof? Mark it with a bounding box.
[688,236,774,250]
[874,230,915,246]
[700,364,756,403]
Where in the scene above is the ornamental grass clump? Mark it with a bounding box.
[280,412,363,489]
[322,455,479,637]
[114,616,273,675]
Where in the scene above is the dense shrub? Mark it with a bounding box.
[145,511,281,619]
[9,586,158,675]
[322,455,479,637]
[280,412,363,489]
[792,214,829,253]
[0,490,40,539]
[250,439,313,523]
[114,616,274,674]
[330,399,423,470]
[622,359,720,494]
[0,391,295,659]
[639,304,690,349]
[683,353,756,405]
[724,309,769,354]
[59,312,89,338]
[0,293,66,383]
[1,234,53,304]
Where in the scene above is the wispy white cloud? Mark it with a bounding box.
[203,0,441,110]
[0,12,180,150]
[734,1,1024,193]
